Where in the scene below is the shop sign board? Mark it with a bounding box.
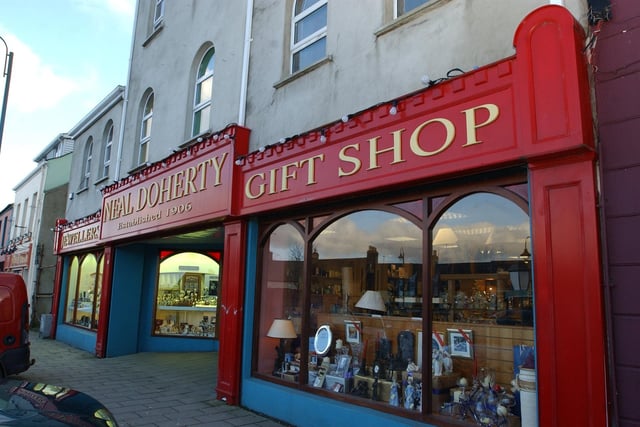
[100,127,249,241]
[57,220,101,254]
[6,245,31,269]
[239,79,517,215]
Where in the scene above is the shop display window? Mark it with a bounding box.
[153,251,220,338]
[64,253,104,330]
[255,224,305,377]
[253,183,537,425]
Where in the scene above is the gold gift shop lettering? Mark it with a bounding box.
[103,154,227,221]
[245,103,499,199]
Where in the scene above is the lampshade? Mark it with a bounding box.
[355,290,386,312]
[433,227,458,247]
[266,319,297,339]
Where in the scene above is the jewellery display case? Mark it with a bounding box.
[154,272,218,337]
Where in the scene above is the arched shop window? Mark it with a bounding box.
[431,191,534,425]
[64,253,104,330]
[153,251,220,338]
[253,182,536,424]
[255,223,305,377]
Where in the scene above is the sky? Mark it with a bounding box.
[0,0,135,208]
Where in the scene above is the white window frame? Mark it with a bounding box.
[139,92,153,166]
[394,0,429,18]
[83,137,93,189]
[153,0,165,28]
[192,47,215,137]
[102,123,113,178]
[290,0,327,73]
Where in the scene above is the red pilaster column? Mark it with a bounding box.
[513,7,607,424]
[49,256,63,339]
[216,220,247,404]
[530,153,607,426]
[95,245,114,358]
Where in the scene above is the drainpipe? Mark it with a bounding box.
[238,0,254,126]
[114,0,139,181]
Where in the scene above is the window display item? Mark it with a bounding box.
[404,376,416,410]
[314,325,332,356]
[267,319,297,375]
[397,330,414,367]
[389,378,399,407]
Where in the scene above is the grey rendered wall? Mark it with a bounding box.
[65,98,124,221]
[244,0,590,149]
[33,184,68,322]
[118,0,248,175]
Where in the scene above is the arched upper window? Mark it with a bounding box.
[82,137,93,189]
[139,92,154,166]
[291,0,327,73]
[102,122,114,179]
[192,47,215,137]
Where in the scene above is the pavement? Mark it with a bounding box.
[13,333,291,427]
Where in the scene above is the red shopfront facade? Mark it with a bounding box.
[231,6,608,427]
[52,125,249,360]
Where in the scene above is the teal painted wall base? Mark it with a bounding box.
[55,324,97,354]
[241,378,430,427]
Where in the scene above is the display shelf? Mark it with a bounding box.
[432,273,517,324]
[155,305,217,337]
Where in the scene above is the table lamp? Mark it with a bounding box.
[355,290,386,313]
[267,318,297,375]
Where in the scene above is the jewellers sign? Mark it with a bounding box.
[57,218,101,254]
[101,127,249,241]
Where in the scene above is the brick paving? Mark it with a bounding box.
[13,334,289,427]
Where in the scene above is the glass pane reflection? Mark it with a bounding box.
[256,224,305,380]
[310,210,424,413]
[432,192,535,426]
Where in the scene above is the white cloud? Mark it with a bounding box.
[2,34,80,114]
[72,0,135,21]
[106,0,136,17]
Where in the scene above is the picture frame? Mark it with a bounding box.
[335,355,352,377]
[344,320,361,344]
[447,329,473,359]
[432,331,445,353]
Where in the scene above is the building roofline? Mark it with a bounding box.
[33,85,126,162]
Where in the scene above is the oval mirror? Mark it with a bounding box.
[314,325,332,356]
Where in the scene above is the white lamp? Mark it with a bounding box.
[355,290,386,313]
[433,227,458,248]
[355,290,388,340]
[267,319,297,339]
[267,319,297,375]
